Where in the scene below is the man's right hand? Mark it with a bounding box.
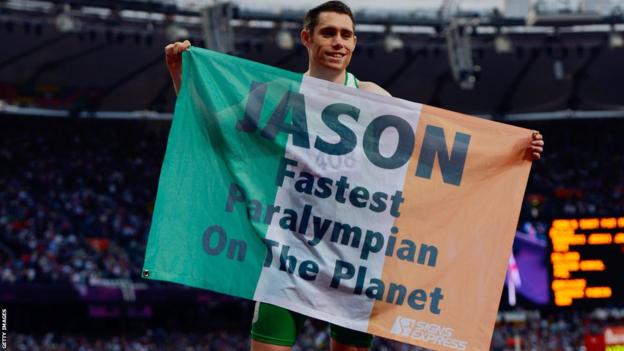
[165,40,191,95]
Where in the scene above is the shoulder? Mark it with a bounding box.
[357,80,392,97]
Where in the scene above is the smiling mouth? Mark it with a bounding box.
[326,52,345,58]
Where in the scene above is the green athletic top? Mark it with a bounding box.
[345,71,358,88]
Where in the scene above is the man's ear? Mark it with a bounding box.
[300,29,311,48]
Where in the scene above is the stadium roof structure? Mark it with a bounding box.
[1,0,624,121]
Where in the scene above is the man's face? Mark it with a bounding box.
[302,12,356,72]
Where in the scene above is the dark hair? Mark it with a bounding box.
[303,1,355,33]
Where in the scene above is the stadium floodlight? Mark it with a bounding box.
[609,31,624,49]
[446,20,477,90]
[201,2,234,53]
[54,4,76,32]
[494,33,513,53]
[526,1,602,27]
[503,0,530,18]
[383,28,404,53]
[275,27,294,50]
[553,59,564,80]
[165,22,189,41]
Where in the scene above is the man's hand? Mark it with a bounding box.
[528,131,544,161]
[165,40,191,95]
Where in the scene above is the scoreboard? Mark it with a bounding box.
[549,217,624,307]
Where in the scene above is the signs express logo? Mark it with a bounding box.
[391,316,468,350]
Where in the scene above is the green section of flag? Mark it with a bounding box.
[142,48,302,298]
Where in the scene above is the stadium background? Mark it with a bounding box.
[1,0,624,349]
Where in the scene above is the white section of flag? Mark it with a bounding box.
[253,76,422,331]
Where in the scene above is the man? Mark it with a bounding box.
[164,2,544,350]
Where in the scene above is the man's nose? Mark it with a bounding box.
[331,37,344,48]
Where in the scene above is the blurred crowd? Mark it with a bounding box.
[8,330,248,351]
[524,120,624,218]
[0,118,164,285]
[5,118,623,285]
[2,117,624,350]
[6,309,624,350]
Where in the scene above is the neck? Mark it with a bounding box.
[305,62,346,85]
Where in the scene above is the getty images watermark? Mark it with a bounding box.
[1,307,6,349]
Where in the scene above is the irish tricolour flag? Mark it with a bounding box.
[143,47,532,350]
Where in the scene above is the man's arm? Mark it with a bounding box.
[165,40,191,95]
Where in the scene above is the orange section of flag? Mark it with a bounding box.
[367,105,532,351]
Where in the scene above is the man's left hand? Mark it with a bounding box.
[529,131,544,161]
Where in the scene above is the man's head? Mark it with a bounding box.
[303,1,355,34]
[301,1,357,73]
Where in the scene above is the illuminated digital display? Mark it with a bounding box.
[549,218,624,307]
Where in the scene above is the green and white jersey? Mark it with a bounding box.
[345,72,358,89]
